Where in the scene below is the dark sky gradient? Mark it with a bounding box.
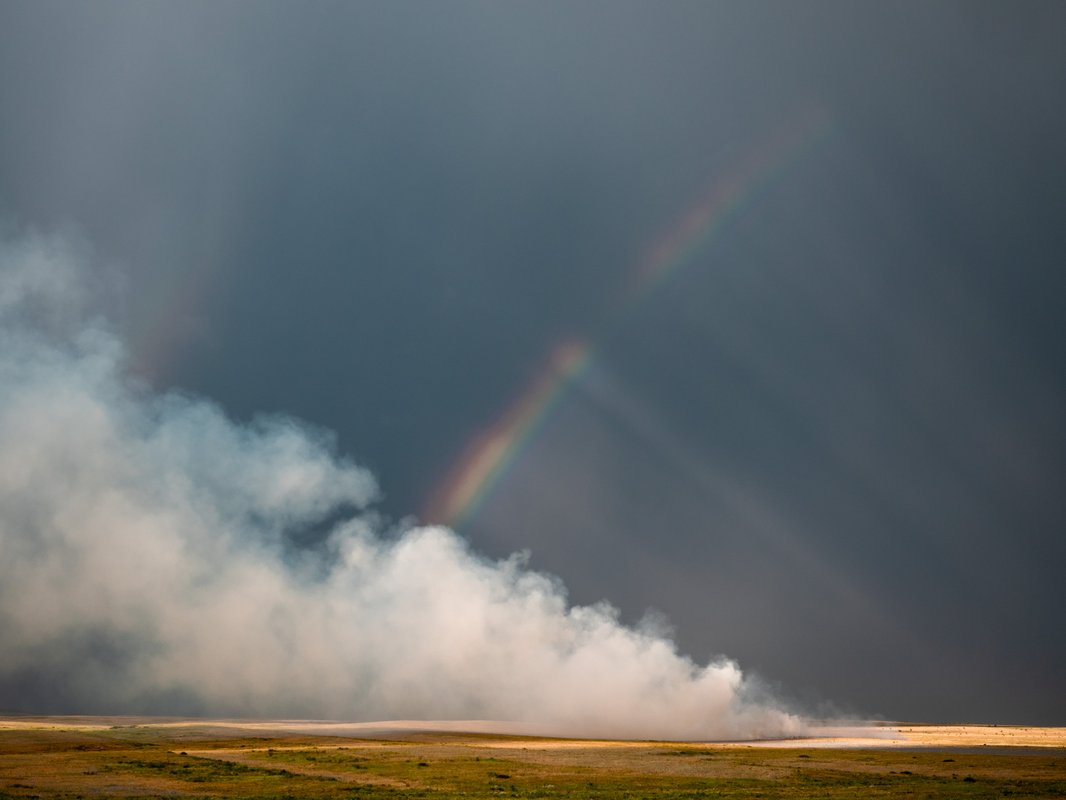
[1,1,1064,724]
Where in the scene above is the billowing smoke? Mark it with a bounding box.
[0,231,804,740]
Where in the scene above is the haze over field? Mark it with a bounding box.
[0,233,801,739]
[1,2,1064,729]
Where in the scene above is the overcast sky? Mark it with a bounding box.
[1,1,1064,725]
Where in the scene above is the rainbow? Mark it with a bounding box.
[423,104,834,529]
[423,340,594,528]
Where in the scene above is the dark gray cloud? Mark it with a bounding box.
[0,1,1064,724]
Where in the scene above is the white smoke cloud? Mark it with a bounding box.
[0,231,804,740]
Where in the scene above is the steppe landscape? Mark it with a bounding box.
[2,717,1063,800]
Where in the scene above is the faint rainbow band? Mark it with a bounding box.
[423,103,834,529]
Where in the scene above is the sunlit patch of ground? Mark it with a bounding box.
[895,724,1066,749]
[710,723,1066,749]
[1,716,1064,799]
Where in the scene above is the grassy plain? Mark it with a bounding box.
[1,720,1064,800]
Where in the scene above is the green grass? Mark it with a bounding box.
[1,726,1063,799]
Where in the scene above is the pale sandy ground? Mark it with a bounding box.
[713,724,1066,750]
[1,716,1064,749]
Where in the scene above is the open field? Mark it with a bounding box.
[1,717,1063,799]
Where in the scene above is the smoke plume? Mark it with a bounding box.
[0,231,803,740]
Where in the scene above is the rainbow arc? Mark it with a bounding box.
[424,105,834,529]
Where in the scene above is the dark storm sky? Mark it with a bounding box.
[1,1,1064,724]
